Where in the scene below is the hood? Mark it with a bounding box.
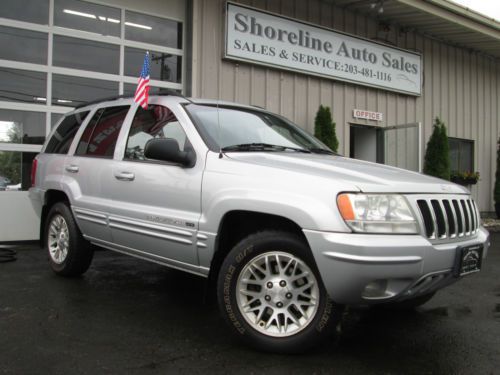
[226,152,468,194]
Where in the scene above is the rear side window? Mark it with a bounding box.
[75,105,129,158]
[45,111,90,154]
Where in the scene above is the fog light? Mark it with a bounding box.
[362,280,388,298]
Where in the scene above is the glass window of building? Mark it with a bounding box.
[0,68,47,104]
[52,75,118,107]
[0,0,49,25]
[125,11,182,49]
[0,151,38,191]
[0,0,185,189]
[449,138,474,172]
[125,47,182,83]
[0,26,48,65]
[0,109,46,145]
[53,36,120,75]
[54,0,121,37]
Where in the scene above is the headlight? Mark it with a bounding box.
[337,193,418,234]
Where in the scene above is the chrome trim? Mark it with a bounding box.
[109,222,193,245]
[75,214,107,226]
[73,207,107,219]
[109,216,193,237]
[323,252,422,264]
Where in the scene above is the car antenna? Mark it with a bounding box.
[218,99,223,159]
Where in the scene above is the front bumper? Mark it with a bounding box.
[303,227,490,305]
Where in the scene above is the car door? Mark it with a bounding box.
[104,103,203,269]
[64,104,131,242]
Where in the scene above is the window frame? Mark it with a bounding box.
[122,103,194,166]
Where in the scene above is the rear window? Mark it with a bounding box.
[75,105,129,158]
[45,111,90,154]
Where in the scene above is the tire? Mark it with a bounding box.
[44,202,94,277]
[383,292,436,310]
[217,230,342,353]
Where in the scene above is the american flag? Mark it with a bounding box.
[134,51,150,109]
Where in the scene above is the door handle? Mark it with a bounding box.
[65,165,79,173]
[114,171,135,181]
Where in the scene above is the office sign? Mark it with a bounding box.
[225,2,422,96]
[353,109,383,121]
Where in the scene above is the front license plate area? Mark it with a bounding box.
[453,244,483,278]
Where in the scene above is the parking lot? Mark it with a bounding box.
[1,234,499,375]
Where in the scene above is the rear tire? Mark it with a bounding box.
[217,230,342,353]
[45,202,94,277]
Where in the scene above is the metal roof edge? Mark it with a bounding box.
[397,0,500,40]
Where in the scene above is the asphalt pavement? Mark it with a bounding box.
[1,234,499,375]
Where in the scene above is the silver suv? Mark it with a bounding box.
[30,94,489,353]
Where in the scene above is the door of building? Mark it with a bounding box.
[350,122,421,172]
[383,122,422,172]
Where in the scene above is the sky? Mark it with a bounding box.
[449,0,500,22]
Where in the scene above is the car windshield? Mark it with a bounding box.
[184,104,334,154]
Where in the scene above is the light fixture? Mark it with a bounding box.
[98,16,106,21]
[34,97,47,102]
[125,21,152,30]
[56,99,73,104]
[107,18,120,23]
[63,9,96,19]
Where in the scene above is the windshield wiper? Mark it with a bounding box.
[221,143,311,153]
[308,148,336,155]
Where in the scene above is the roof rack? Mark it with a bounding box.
[75,89,188,109]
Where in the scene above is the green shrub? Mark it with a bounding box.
[423,117,450,180]
[494,138,500,203]
[314,105,339,153]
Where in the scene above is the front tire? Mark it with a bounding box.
[45,202,94,277]
[217,230,342,353]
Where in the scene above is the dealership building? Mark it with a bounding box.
[0,0,499,241]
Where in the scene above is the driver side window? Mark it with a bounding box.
[124,105,189,161]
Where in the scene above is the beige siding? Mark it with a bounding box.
[191,0,500,212]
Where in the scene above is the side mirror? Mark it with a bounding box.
[144,138,196,167]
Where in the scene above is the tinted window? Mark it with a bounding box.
[125,105,188,160]
[76,106,129,158]
[45,111,89,154]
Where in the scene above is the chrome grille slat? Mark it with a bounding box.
[415,196,480,241]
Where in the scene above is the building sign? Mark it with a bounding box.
[353,109,383,121]
[225,3,422,96]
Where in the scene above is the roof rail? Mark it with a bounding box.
[75,89,188,109]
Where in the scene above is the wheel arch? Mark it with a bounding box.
[207,210,310,287]
[40,190,71,247]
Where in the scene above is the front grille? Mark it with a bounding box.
[416,197,479,240]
